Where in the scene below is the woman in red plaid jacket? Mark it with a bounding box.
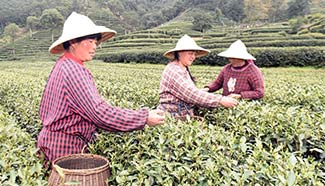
[157,35,238,120]
[37,12,164,164]
[203,40,264,100]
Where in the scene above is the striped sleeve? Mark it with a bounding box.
[240,65,264,99]
[205,67,225,92]
[166,66,222,108]
[62,60,148,132]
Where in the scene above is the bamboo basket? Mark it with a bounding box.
[48,153,110,186]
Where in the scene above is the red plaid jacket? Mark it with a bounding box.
[206,60,264,100]
[157,62,222,118]
[37,53,148,162]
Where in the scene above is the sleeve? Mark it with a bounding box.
[166,67,222,108]
[240,66,264,100]
[63,62,148,132]
[205,67,225,92]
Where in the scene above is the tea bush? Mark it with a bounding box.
[96,47,325,67]
[0,61,324,185]
[0,106,47,185]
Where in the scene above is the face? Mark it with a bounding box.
[178,50,197,67]
[70,38,99,62]
[228,58,245,66]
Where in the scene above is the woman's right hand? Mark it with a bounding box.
[219,96,238,108]
[146,109,165,126]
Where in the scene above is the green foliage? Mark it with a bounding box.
[26,16,40,38]
[0,0,324,37]
[268,0,288,22]
[26,16,40,30]
[40,8,64,30]
[0,0,35,26]
[0,61,324,185]
[95,46,325,67]
[192,11,214,33]
[219,0,245,22]
[287,0,311,19]
[0,106,47,185]
[4,23,20,44]
[39,8,64,42]
[288,13,325,34]
[0,62,47,137]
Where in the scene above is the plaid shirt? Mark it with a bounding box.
[206,60,264,100]
[37,53,148,162]
[157,62,222,118]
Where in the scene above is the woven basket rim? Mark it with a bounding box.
[52,153,109,175]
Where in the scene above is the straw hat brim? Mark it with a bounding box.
[164,47,210,59]
[49,26,116,54]
[218,50,256,60]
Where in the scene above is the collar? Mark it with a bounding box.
[232,60,248,70]
[61,52,84,66]
[230,60,253,72]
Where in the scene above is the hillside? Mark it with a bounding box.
[0,1,325,66]
[1,16,324,67]
[1,0,325,33]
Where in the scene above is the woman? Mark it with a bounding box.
[203,40,264,100]
[157,34,238,120]
[37,12,164,164]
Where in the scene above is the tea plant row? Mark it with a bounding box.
[0,61,324,185]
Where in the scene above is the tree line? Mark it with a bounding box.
[0,0,324,43]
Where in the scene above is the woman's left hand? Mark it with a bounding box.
[200,88,209,92]
[228,93,241,99]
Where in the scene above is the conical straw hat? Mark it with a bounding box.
[164,34,210,59]
[218,40,255,60]
[49,12,116,54]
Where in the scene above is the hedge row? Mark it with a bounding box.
[0,106,47,185]
[201,40,325,49]
[106,38,175,45]
[0,62,324,185]
[107,37,325,48]
[248,28,291,34]
[95,47,325,67]
[200,34,325,45]
[111,33,179,41]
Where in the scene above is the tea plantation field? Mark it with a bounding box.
[0,61,324,185]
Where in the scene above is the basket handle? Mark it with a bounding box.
[77,132,97,154]
[81,144,88,154]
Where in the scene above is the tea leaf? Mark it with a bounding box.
[287,170,296,186]
[65,181,81,185]
[288,154,297,167]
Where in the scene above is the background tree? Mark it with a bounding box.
[0,0,324,38]
[55,0,74,17]
[192,11,213,33]
[215,7,225,26]
[244,0,268,23]
[29,0,48,17]
[0,0,34,27]
[287,0,311,19]
[4,23,20,56]
[288,16,306,33]
[267,0,288,22]
[219,0,245,23]
[310,0,325,14]
[40,9,64,42]
[143,12,165,29]
[26,16,40,39]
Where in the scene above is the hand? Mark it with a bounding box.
[228,93,241,99]
[200,87,209,92]
[219,96,238,108]
[146,109,165,126]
